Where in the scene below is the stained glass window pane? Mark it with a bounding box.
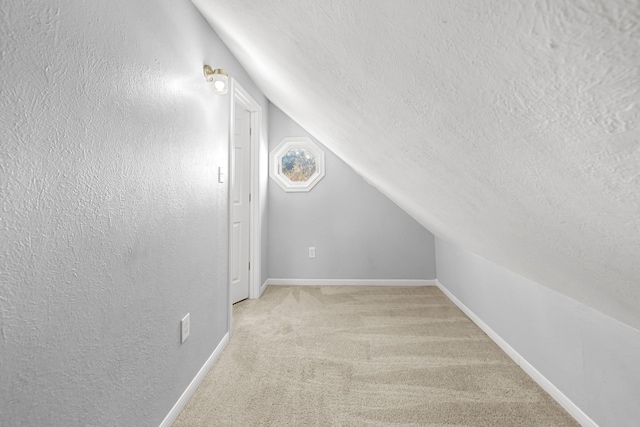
[281,149,317,182]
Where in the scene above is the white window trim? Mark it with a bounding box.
[269,137,325,192]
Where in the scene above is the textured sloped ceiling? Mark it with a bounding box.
[192,0,640,329]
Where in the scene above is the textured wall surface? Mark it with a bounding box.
[0,0,267,425]
[436,237,640,427]
[268,104,436,281]
[192,0,640,330]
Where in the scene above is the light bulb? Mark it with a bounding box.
[212,73,228,95]
[203,65,229,95]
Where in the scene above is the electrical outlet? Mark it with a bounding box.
[181,313,190,344]
[309,247,316,259]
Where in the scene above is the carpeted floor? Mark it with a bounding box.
[174,286,578,426]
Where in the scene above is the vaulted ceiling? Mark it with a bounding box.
[192,0,640,329]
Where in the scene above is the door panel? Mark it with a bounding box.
[233,146,243,204]
[231,222,241,283]
[230,107,251,304]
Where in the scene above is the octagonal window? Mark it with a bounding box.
[270,137,325,192]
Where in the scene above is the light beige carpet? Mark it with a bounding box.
[174,286,577,426]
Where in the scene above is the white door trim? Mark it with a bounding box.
[228,79,262,335]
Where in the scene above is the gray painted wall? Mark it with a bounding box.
[435,237,640,427]
[0,1,268,425]
[267,104,436,281]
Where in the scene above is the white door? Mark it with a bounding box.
[230,106,251,304]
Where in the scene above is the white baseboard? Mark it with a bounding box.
[265,278,437,287]
[259,279,269,297]
[159,332,230,427]
[436,281,597,427]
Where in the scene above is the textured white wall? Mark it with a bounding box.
[0,0,267,425]
[192,0,640,330]
[436,237,640,427]
[267,104,436,281]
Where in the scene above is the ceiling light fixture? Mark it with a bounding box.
[203,65,229,95]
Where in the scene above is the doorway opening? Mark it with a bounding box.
[228,80,262,334]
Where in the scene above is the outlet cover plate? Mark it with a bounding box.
[181,313,190,344]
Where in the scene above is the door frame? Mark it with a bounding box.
[228,79,262,334]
